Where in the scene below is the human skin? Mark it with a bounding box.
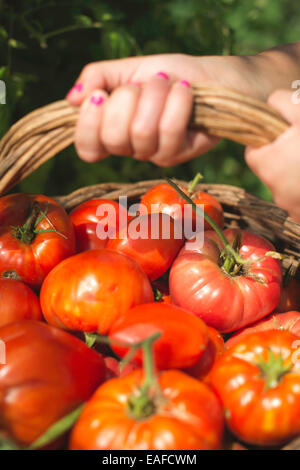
[245,89,300,223]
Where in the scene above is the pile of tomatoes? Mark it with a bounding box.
[0,180,300,451]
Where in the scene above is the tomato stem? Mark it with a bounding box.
[257,348,292,390]
[139,333,160,394]
[127,332,163,420]
[12,201,67,244]
[187,172,203,194]
[89,332,164,420]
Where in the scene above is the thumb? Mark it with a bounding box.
[267,89,300,125]
[66,56,144,106]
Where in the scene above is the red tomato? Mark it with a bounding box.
[0,321,105,446]
[0,277,42,327]
[277,278,300,313]
[210,330,300,446]
[140,183,224,233]
[0,194,75,288]
[40,249,154,334]
[170,229,282,332]
[109,303,209,370]
[69,199,130,253]
[107,213,184,281]
[70,369,224,450]
[185,326,225,382]
[226,310,300,348]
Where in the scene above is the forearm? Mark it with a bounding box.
[198,42,300,101]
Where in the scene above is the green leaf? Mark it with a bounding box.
[29,404,85,450]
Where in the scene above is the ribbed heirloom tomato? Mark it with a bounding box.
[0,194,75,288]
[107,213,184,281]
[210,330,300,446]
[0,321,105,446]
[69,198,130,252]
[70,369,224,450]
[41,249,154,334]
[0,277,42,327]
[109,303,209,370]
[170,229,282,332]
[226,310,300,348]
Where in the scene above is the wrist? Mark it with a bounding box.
[194,51,297,102]
[194,54,269,100]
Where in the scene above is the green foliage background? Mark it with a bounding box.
[0,0,299,199]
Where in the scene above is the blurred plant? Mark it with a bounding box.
[0,0,299,199]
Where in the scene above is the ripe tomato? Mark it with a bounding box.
[210,330,300,446]
[0,277,42,327]
[0,321,105,446]
[226,310,300,348]
[69,199,130,253]
[184,326,225,383]
[0,194,75,288]
[70,369,224,450]
[140,182,224,233]
[109,303,209,370]
[170,229,282,333]
[41,249,154,334]
[107,213,184,281]
[276,278,300,313]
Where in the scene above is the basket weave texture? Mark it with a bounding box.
[0,84,299,449]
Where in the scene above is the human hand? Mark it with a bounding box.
[245,89,300,223]
[66,54,223,166]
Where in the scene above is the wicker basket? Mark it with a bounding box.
[0,84,299,449]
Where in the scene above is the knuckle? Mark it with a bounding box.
[131,123,154,142]
[101,132,129,155]
[81,62,98,79]
[76,148,102,163]
[150,155,174,168]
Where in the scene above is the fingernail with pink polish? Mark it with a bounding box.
[66,82,83,97]
[74,83,83,92]
[179,80,191,88]
[90,95,104,106]
[156,71,169,80]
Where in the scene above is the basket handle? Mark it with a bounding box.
[0,83,289,195]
